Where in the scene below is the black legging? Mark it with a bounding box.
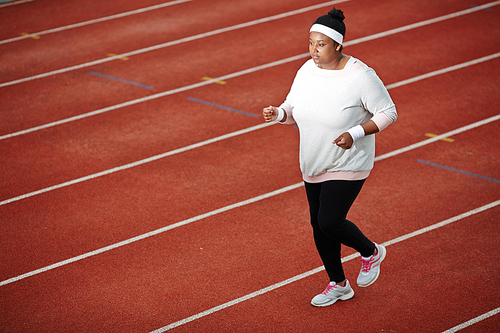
[305,179,375,283]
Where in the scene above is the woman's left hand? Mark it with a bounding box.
[333,133,353,149]
[262,106,278,122]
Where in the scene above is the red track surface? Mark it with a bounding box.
[1,0,499,332]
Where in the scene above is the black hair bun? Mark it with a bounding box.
[327,7,345,22]
[313,6,346,37]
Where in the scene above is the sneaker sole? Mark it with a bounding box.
[310,289,355,307]
[357,244,387,288]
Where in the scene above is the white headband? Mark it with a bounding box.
[310,23,343,45]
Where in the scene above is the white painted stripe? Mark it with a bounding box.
[2,56,499,205]
[441,307,500,333]
[4,0,498,88]
[150,200,500,332]
[0,0,192,45]
[0,0,33,8]
[0,0,349,87]
[1,115,498,286]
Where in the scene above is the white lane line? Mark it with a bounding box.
[3,0,498,88]
[0,0,349,87]
[0,0,192,45]
[2,55,499,205]
[0,0,33,8]
[441,306,500,332]
[151,200,500,332]
[1,115,498,286]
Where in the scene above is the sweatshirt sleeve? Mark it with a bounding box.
[360,68,398,129]
[276,63,308,125]
[278,100,295,124]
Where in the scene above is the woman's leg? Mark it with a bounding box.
[305,181,344,283]
[305,180,375,282]
[318,179,375,256]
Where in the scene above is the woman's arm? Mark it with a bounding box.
[333,67,398,149]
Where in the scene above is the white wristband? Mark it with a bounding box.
[275,107,284,122]
[347,125,365,142]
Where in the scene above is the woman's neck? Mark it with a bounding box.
[318,53,348,70]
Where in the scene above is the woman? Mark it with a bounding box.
[263,7,397,307]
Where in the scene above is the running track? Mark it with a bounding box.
[0,0,499,332]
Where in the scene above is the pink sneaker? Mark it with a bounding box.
[311,280,354,307]
[357,243,386,287]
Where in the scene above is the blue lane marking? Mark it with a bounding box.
[187,97,259,118]
[89,71,153,89]
[470,4,492,10]
[417,159,500,183]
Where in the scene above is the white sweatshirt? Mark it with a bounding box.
[279,58,397,182]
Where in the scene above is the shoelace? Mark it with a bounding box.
[360,257,374,273]
[321,285,335,295]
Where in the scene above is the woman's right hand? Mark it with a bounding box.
[262,106,278,122]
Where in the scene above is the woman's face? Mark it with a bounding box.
[309,31,338,68]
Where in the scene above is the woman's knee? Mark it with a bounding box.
[318,217,346,237]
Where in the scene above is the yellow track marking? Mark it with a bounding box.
[425,133,454,142]
[107,53,129,60]
[20,32,40,39]
[202,77,226,85]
